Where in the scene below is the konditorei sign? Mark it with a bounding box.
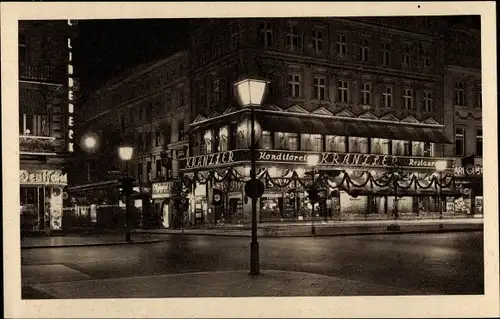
[180,149,454,170]
[20,169,68,185]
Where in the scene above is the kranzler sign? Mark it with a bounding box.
[180,149,453,170]
[20,170,68,185]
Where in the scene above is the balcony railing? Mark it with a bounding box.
[19,135,60,154]
[19,62,65,84]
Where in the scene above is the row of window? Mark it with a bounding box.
[135,158,168,183]
[289,76,434,111]
[455,127,483,157]
[134,122,185,152]
[198,127,436,157]
[454,81,482,108]
[256,21,434,69]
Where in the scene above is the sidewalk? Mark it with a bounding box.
[24,269,428,299]
[137,218,483,237]
[21,233,162,249]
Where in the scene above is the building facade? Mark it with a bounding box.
[19,20,77,231]
[69,52,190,229]
[180,17,465,225]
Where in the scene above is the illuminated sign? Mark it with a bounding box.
[20,169,68,185]
[67,19,75,152]
[152,182,174,199]
[180,149,453,170]
[454,164,483,176]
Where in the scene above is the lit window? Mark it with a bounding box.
[336,33,347,58]
[423,90,433,112]
[382,86,393,108]
[303,134,323,151]
[259,22,273,47]
[287,133,299,151]
[204,130,213,154]
[337,80,349,102]
[325,135,346,152]
[313,76,326,100]
[361,83,371,105]
[288,74,301,98]
[371,138,389,155]
[423,142,434,157]
[455,127,465,156]
[286,23,299,51]
[358,39,369,62]
[19,114,49,136]
[349,137,368,153]
[412,141,424,156]
[275,132,287,149]
[404,88,413,110]
[382,42,391,66]
[312,28,323,54]
[454,82,466,106]
[218,126,229,152]
[261,131,272,149]
[392,140,410,156]
[476,128,482,157]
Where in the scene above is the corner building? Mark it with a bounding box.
[181,17,462,224]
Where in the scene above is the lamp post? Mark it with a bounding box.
[435,160,447,219]
[81,133,100,182]
[307,154,319,235]
[234,78,269,276]
[118,143,134,242]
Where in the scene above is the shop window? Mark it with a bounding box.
[312,28,323,54]
[336,33,347,58]
[381,42,390,66]
[392,140,410,156]
[476,128,482,157]
[275,132,287,150]
[325,135,346,152]
[349,137,368,153]
[19,114,50,136]
[423,142,434,157]
[302,134,322,151]
[371,138,390,155]
[261,131,272,149]
[287,133,299,151]
[454,82,466,106]
[218,126,229,152]
[361,83,371,105]
[337,80,349,102]
[288,74,301,98]
[203,130,213,154]
[455,127,465,156]
[313,76,326,100]
[412,141,424,157]
[286,22,300,51]
[382,86,393,108]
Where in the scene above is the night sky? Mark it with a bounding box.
[73,19,190,100]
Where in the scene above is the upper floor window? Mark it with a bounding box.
[358,39,369,62]
[312,28,324,54]
[325,135,346,153]
[178,120,185,140]
[218,126,229,152]
[404,88,413,110]
[381,42,391,66]
[423,90,433,112]
[361,83,371,105]
[455,127,465,156]
[454,82,466,106]
[337,80,349,103]
[402,46,411,67]
[146,161,152,182]
[259,22,274,47]
[155,130,162,147]
[203,130,213,154]
[302,134,323,152]
[336,33,347,58]
[476,128,483,157]
[422,54,431,68]
[177,88,185,106]
[392,140,410,156]
[213,79,222,105]
[349,137,368,153]
[382,86,393,108]
[313,76,326,100]
[286,23,300,51]
[19,114,49,136]
[229,22,240,47]
[261,131,272,149]
[155,158,162,179]
[288,73,301,98]
[371,138,390,155]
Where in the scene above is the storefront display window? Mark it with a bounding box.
[260,197,282,220]
[260,131,272,149]
[203,130,213,154]
[371,138,390,155]
[302,134,323,151]
[325,135,346,152]
[392,140,410,156]
[287,133,299,151]
[218,126,229,152]
[348,137,368,153]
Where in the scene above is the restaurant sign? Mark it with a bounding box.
[180,150,453,170]
[152,181,174,199]
[20,169,68,185]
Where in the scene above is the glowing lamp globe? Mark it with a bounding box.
[435,160,447,172]
[307,154,320,167]
[118,146,134,161]
[234,79,269,107]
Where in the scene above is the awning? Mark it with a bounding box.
[19,87,48,114]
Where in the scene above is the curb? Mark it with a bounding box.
[21,239,162,249]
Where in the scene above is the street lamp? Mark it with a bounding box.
[118,143,134,242]
[435,160,447,219]
[234,78,269,276]
[307,154,319,235]
[81,132,100,182]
